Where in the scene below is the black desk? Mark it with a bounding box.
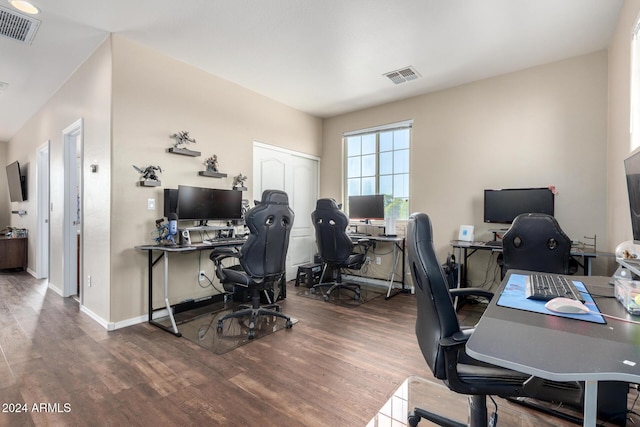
[467,271,640,426]
[348,234,408,299]
[136,240,246,336]
[450,240,613,287]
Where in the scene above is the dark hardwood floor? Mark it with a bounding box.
[0,272,636,426]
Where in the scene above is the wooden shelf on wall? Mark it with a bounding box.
[198,171,227,178]
[168,147,201,157]
[138,180,161,187]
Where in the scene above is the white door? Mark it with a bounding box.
[63,119,82,298]
[253,142,319,280]
[36,142,50,279]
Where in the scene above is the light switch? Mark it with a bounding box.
[147,198,156,210]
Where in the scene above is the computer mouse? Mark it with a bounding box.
[544,297,590,314]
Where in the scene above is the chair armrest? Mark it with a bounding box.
[439,330,472,348]
[209,247,240,265]
[449,287,493,302]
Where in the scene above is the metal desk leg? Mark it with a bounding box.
[585,256,593,276]
[163,251,180,335]
[386,244,401,298]
[583,380,597,427]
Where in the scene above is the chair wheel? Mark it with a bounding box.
[285,320,293,328]
[407,412,420,427]
[354,292,360,301]
[248,330,255,340]
[216,320,223,331]
[309,288,316,294]
[323,294,330,302]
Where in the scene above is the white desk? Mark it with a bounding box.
[467,271,640,426]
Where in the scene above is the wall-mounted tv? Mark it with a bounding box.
[483,187,554,224]
[6,161,26,202]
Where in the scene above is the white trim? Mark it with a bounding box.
[253,140,321,161]
[79,305,111,330]
[342,119,414,137]
[48,282,63,296]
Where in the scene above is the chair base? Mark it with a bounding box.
[217,302,292,340]
[408,395,490,427]
[310,282,360,301]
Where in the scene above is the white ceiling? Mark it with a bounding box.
[0,0,624,142]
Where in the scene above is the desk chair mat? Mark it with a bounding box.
[155,302,297,354]
[296,283,386,307]
[497,274,605,324]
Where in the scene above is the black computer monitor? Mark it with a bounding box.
[176,185,243,221]
[483,188,554,224]
[348,194,385,221]
[624,151,640,243]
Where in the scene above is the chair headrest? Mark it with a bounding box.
[259,189,289,205]
[315,198,340,210]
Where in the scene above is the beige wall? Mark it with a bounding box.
[7,38,112,322]
[110,36,322,324]
[323,51,610,283]
[608,0,640,252]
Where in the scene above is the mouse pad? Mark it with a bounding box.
[497,274,605,324]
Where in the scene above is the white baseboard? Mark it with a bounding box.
[48,282,63,296]
[80,305,111,330]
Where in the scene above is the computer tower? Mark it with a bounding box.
[163,188,178,218]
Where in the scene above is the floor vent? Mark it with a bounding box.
[384,66,421,85]
[0,6,40,44]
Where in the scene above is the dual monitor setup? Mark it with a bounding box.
[164,185,244,223]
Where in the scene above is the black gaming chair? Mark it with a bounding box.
[210,189,294,339]
[406,212,582,427]
[501,213,577,279]
[310,198,371,301]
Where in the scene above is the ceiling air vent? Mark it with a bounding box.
[0,6,40,44]
[384,66,421,85]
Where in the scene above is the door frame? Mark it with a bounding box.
[62,119,82,298]
[36,141,50,279]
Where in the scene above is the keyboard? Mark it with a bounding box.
[484,240,502,247]
[525,273,584,302]
[202,237,247,246]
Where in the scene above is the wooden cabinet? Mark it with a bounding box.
[0,237,27,270]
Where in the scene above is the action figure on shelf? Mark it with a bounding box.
[133,164,162,182]
[232,173,247,189]
[153,216,177,246]
[170,131,196,148]
[205,155,219,172]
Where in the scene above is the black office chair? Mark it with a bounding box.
[500,212,577,279]
[210,189,294,339]
[406,212,582,427]
[310,198,371,301]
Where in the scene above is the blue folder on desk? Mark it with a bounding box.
[497,273,605,324]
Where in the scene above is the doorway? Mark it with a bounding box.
[253,142,319,280]
[36,142,50,280]
[62,119,82,299]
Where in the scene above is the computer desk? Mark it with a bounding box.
[136,239,247,336]
[449,240,613,287]
[466,270,640,427]
[348,234,408,299]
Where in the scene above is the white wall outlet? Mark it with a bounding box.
[147,198,156,210]
[199,271,205,282]
[87,275,92,287]
[376,257,382,265]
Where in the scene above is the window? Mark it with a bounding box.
[631,15,640,151]
[344,121,411,219]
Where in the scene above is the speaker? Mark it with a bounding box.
[181,229,191,245]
